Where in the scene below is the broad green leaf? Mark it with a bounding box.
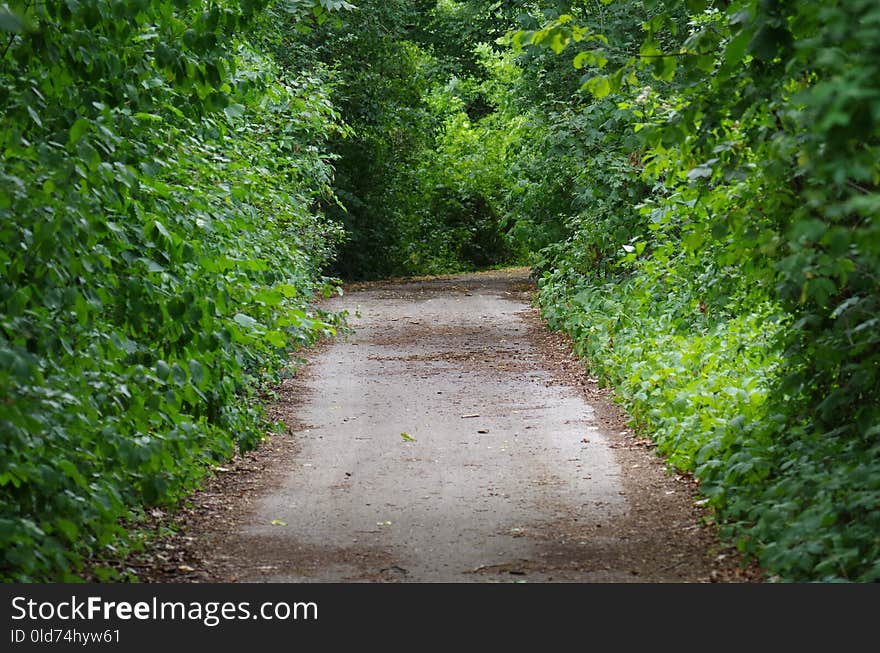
[223,104,246,120]
[255,288,283,306]
[54,519,80,541]
[133,112,164,123]
[171,363,187,387]
[277,283,298,298]
[265,330,287,347]
[652,54,676,81]
[68,118,90,147]
[686,165,713,181]
[188,360,205,386]
[156,360,171,381]
[233,313,259,329]
[153,220,171,240]
[724,29,753,69]
[582,76,611,98]
[749,25,791,62]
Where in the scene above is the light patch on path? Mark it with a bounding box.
[245,275,626,581]
[167,269,756,583]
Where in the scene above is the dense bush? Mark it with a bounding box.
[515,0,880,581]
[0,0,344,581]
[295,0,526,279]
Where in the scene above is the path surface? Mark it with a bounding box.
[162,269,754,583]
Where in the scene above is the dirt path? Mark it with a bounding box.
[143,268,758,583]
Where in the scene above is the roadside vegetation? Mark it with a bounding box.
[2,0,877,582]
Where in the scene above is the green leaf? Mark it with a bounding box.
[400,432,415,442]
[549,30,570,54]
[153,220,171,241]
[68,118,90,147]
[233,313,259,329]
[573,49,608,70]
[265,330,287,347]
[54,519,80,541]
[582,75,611,98]
[640,38,663,59]
[188,360,205,386]
[652,54,676,81]
[513,30,535,48]
[0,8,24,33]
[724,29,753,69]
[686,165,713,181]
[57,460,86,486]
[277,283,298,298]
[255,288,283,306]
[156,360,171,381]
[223,104,246,120]
[171,363,187,387]
[138,257,164,273]
[791,218,826,243]
[133,112,165,123]
[26,105,42,127]
[749,25,791,62]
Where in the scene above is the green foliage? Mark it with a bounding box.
[289,0,525,279]
[521,0,880,581]
[402,47,524,273]
[5,0,878,584]
[0,1,344,581]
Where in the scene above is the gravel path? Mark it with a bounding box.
[137,269,759,583]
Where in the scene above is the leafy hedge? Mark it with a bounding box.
[0,1,344,581]
[514,0,880,581]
